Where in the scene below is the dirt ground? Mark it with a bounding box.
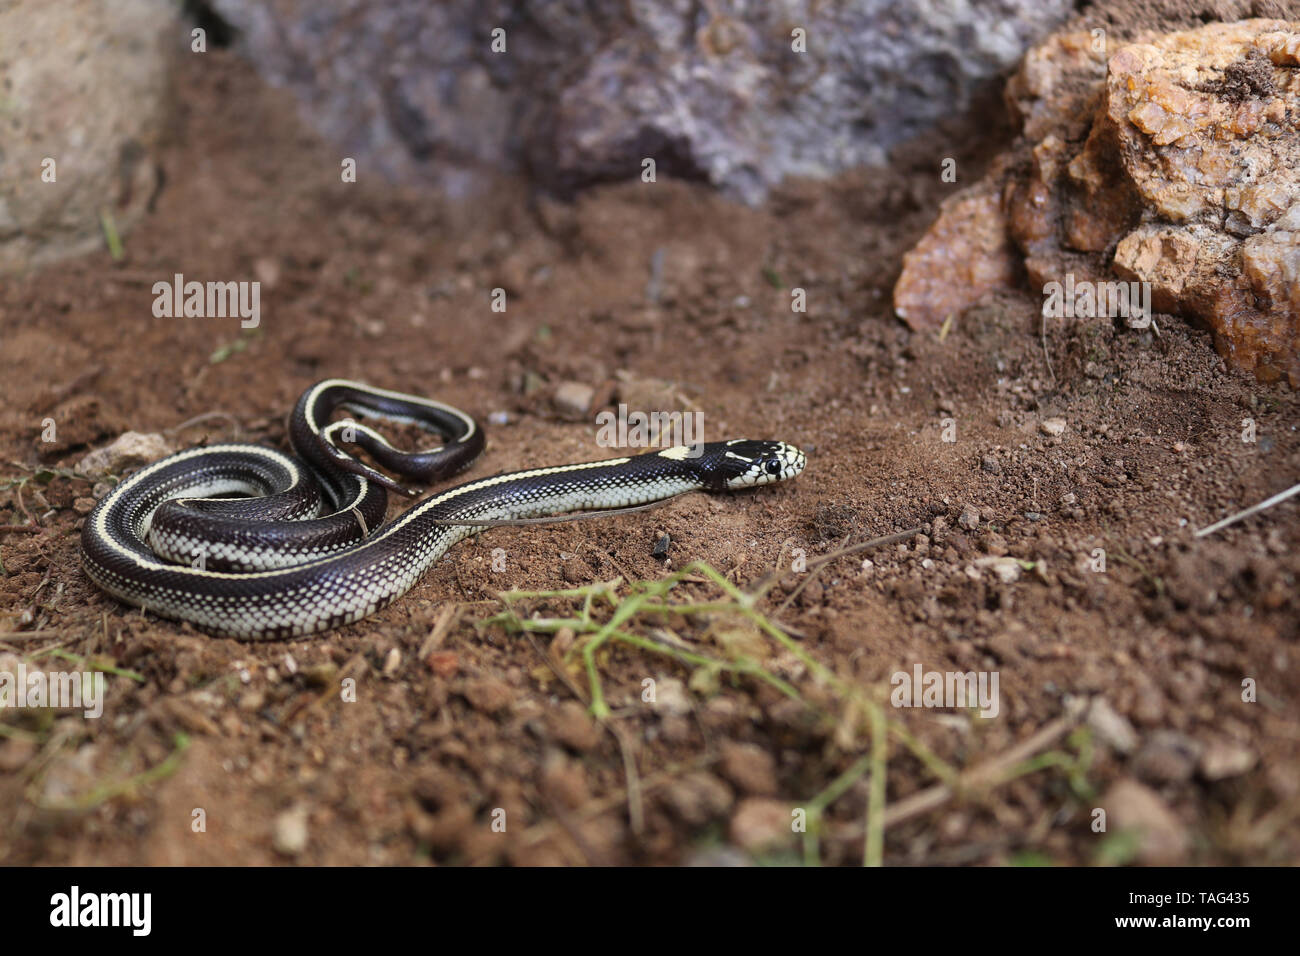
[1,44,1297,867]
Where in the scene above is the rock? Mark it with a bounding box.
[0,0,177,274]
[39,744,99,806]
[652,677,693,718]
[253,257,281,289]
[958,504,981,531]
[552,381,594,420]
[718,741,778,796]
[72,497,97,516]
[894,182,1017,330]
[651,534,671,558]
[412,767,465,811]
[546,700,600,752]
[973,556,1022,583]
[1132,730,1203,784]
[0,737,37,773]
[272,806,310,856]
[1198,739,1257,780]
[684,846,752,867]
[462,676,513,714]
[209,0,1069,204]
[729,797,796,855]
[1086,698,1139,755]
[895,19,1300,384]
[540,758,590,810]
[74,432,172,478]
[1039,417,1066,437]
[981,455,1002,475]
[425,651,459,678]
[661,771,733,826]
[1103,779,1188,865]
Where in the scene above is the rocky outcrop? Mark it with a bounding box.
[0,0,177,275]
[895,19,1300,386]
[208,0,1071,204]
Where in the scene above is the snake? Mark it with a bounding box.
[81,380,807,640]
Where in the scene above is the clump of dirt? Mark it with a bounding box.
[0,34,1297,866]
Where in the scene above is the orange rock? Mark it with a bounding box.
[893,184,1016,331]
[893,17,1300,385]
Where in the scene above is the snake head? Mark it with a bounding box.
[696,439,807,491]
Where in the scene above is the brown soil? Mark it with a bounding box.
[0,45,1296,867]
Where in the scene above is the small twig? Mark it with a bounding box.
[418,603,461,660]
[13,483,38,527]
[1195,481,1300,538]
[0,629,67,640]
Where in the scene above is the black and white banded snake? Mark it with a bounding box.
[81,380,807,639]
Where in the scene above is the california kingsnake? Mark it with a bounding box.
[81,380,807,640]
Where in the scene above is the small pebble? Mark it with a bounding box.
[1198,740,1256,781]
[729,798,796,854]
[652,677,693,717]
[719,742,778,796]
[547,701,600,752]
[553,381,594,419]
[463,676,513,714]
[1103,780,1187,865]
[1086,698,1139,754]
[272,806,310,857]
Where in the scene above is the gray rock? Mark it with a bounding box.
[1086,698,1139,755]
[552,381,594,419]
[0,0,177,274]
[1132,730,1203,785]
[75,432,173,478]
[209,0,1070,203]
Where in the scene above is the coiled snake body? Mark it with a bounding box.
[81,380,806,640]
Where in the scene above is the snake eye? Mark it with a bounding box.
[765,459,782,476]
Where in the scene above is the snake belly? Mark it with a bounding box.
[80,381,806,640]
